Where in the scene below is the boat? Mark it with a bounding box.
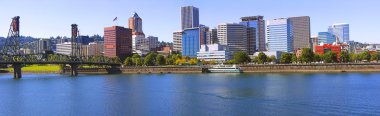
[208,64,243,73]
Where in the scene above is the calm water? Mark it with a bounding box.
[0,73,380,115]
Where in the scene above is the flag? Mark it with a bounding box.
[113,17,118,22]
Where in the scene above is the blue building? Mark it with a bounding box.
[240,16,266,51]
[78,36,94,45]
[182,28,200,58]
[266,18,293,53]
[318,32,336,44]
[328,23,349,43]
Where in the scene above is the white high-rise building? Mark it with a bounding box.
[173,31,183,53]
[217,23,247,57]
[267,18,292,52]
[56,42,72,56]
[328,23,350,43]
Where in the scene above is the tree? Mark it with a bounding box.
[268,55,276,63]
[233,52,251,64]
[123,57,133,66]
[132,54,142,66]
[209,60,217,65]
[349,53,357,63]
[291,53,298,63]
[339,51,350,63]
[144,53,157,66]
[155,54,166,65]
[370,52,380,62]
[361,50,371,62]
[300,48,314,63]
[314,54,323,63]
[257,52,267,64]
[280,53,292,64]
[189,58,198,65]
[323,51,338,63]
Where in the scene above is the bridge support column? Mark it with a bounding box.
[13,64,22,79]
[69,64,79,76]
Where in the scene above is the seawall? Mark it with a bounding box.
[241,63,380,73]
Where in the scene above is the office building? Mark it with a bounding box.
[328,23,349,43]
[173,31,183,53]
[88,41,104,56]
[197,44,229,62]
[288,16,311,50]
[182,28,200,58]
[181,6,199,30]
[218,23,247,57]
[207,28,218,44]
[240,16,266,51]
[104,26,132,59]
[147,36,159,51]
[318,32,336,44]
[129,12,144,36]
[267,16,311,53]
[56,42,72,56]
[35,38,52,54]
[199,25,209,45]
[267,18,292,52]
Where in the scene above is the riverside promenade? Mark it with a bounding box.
[67,63,380,74]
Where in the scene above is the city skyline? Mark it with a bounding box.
[0,0,379,43]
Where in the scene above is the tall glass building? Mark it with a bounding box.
[181,6,199,30]
[266,18,293,53]
[240,16,266,52]
[328,23,349,43]
[318,32,336,44]
[182,28,200,58]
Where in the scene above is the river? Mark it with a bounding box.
[0,73,379,115]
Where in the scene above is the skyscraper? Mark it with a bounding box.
[181,6,199,30]
[267,18,293,52]
[240,16,266,51]
[318,32,336,44]
[182,28,200,58]
[207,28,218,44]
[173,31,183,53]
[199,25,209,45]
[218,23,247,58]
[288,16,311,50]
[104,26,132,60]
[266,16,311,53]
[328,23,349,43]
[128,12,144,36]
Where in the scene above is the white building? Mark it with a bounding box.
[147,36,159,51]
[35,38,51,54]
[197,44,229,62]
[217,23,247,58]
[87,41,104,56]
[173,31,183,53]
[56,42,72,56]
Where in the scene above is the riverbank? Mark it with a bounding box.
[2,63,380,74]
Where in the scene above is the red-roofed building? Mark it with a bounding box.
[314,43,349,61]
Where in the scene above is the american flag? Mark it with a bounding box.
[113,17,118,22]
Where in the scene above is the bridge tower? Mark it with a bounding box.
[71,24,82,59]
[2,16,20,55]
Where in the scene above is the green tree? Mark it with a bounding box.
[280,53,292,64]
[155,54,166,65]
[291,53,298,63]
[257,52,267,64]
[314,54,323,62]
[349,53,357,63]
[209,60,217,65]
[323,51,338,63]
[233,52,251,64]
[361,50,371,62]
[144,53,157,66]
[300,48,314,63]
[268,55,276,63]
[340,51,350,63]
[123,57,133,66]
[132,54,142,66]
[370,52,380,62]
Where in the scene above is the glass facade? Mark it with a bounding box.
[182,28,200,58]
[267,18,293,53]
[328,23,349,43]
[318,32,336,44]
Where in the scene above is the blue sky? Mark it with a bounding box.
[0,0,379,43]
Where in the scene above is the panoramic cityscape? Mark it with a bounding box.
[1,0,380,115]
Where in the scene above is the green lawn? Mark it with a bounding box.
[0,65,61,72]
